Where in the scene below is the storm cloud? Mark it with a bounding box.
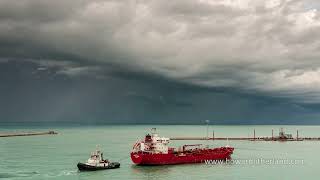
[1,0,320,123]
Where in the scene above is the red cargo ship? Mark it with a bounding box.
[131,128,234,165]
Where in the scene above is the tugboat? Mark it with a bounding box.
[77,147,120,171]
[131,128,234,165]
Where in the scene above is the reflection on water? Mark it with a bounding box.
[131,164,172,173]
[130,165,172,180]
[130,163,210,180]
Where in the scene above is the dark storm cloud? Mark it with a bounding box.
[0,0,79,22]
[1,0,320,103]
[1,0,320,123]
[2,59,318,124]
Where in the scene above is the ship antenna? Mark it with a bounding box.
[151,128,157,135]
[96,144,101,153]
[226,137,230,147]
[205,120,210,148]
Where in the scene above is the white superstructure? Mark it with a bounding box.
[133,128,170,154]
[85,148,109,167]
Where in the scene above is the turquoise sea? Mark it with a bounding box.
[1,125,320,180]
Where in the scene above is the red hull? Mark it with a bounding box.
[131,147,234,165]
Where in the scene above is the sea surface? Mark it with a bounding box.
[1,125,320,180]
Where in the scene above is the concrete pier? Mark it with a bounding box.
[0,131,57,137]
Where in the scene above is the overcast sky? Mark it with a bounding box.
[1,0,320,124]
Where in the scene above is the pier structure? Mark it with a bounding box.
[170,128,320,141]
[0,131,58,137]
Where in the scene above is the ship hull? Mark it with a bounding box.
[131,147,233,165]
[77,162,120,171]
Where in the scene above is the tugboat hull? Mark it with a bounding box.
[77,162,120,171]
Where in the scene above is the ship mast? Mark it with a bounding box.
[151,128,157,135]
[205,120,210,147]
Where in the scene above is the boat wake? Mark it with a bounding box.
[44,170,77,178]
[0,171,38,179]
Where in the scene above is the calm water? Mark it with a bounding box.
[1,125,320,180]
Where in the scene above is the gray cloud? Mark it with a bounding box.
[1,0,320,103]
[2,58,320,124]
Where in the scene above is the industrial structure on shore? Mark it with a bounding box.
[170,128,320,141]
